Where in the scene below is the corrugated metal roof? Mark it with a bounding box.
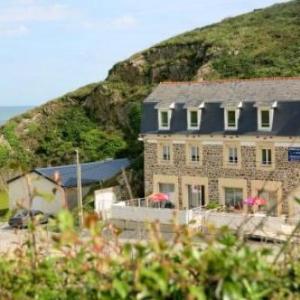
[35,158,130,188]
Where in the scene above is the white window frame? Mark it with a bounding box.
[224,187,244,211]
[189,145,200,163]
[158,143,173,164]
[261,148,272,166]
[258,108,273,131]
[224,108,239,130]
[158,109,171,130]
[228,147,238,164]
[187,109,201,130]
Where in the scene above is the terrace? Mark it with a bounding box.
[109,194,294,240]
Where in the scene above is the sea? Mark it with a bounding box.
[0,106,33,125]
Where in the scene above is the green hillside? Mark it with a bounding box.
[0,0,299,194]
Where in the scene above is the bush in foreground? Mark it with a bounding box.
[0,211,300,299]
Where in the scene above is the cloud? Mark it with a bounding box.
[111,15,138,29]
[83,15,138,31]
[0,3,72,23]
[0,24,29,37]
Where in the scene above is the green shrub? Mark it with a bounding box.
[0,211,300,299]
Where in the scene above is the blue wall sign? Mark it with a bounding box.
[288,148,300,161]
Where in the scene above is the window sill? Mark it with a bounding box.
[258,127,272,131]
[187,161,201,166]
[158,160,173,165]
[224,162,240,169]
[257,164,275,170]
[158,127,170,131]
[225,127,238,131]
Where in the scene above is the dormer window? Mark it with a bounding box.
[156,102,174,131]
[186,102,204,130]
[187,109,200,130]
[257,107,273,131]
[260,109,270,129]
[158,110,171,130]
[222,101,242,131]
[256,102,276,132]
[225,108,238,130]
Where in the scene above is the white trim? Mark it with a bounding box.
[173,140,186,144]
[199,101,205,109]
[158,109,171,130]
[224,108,239,131]
[241,142,256,146]
[169,102,175,109]
[146,139,158,144]
[275,143,300,147]
[257,107,273,131]
[187,109,201,130]
[202,141,223,145]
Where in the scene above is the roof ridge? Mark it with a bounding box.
[160,77,300,85]
[36,158,125,171]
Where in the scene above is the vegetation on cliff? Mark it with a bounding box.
[0,0,299,192]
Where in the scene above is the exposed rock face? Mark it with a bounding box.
[0,0,299,179]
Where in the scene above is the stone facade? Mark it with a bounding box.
[144,137,300,216]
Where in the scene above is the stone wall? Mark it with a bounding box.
[144,140,300,214]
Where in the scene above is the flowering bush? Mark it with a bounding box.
[0,211,300,299]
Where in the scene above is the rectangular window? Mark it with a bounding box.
[160,111,169,128]
[228,147,238,164]
[189,111,198,128]
[162,145,171,161]
[225,108,238,130]
[227,110,236,127]
[187,185,205,208]
[261,149,272,165]
[261,110,270,128]
[190,145,200,162]
[224,188,243,211]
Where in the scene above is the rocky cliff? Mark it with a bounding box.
[0,0,299,190]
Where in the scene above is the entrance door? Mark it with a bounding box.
[187,185,205,208]
[159,183,176,205]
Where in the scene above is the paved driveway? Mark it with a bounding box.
[0,223,28,252]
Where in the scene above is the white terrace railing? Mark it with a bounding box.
[110,201,295,239]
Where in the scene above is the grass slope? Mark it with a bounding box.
[0,0,299,194]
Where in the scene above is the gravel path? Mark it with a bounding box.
[0,223,28,253]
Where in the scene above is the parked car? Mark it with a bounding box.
[8,209,49,228]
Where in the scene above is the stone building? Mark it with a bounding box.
[140,77,300,218]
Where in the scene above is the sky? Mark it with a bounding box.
[0,0,289,106]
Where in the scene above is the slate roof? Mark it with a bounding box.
[144,78,300,105]
[7,158,130,187]
[141,78,300,137]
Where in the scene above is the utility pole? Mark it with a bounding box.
[122,168,133,200]
[76,149,84,229]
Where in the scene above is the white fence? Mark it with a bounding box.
[111,202,193,225]
[110,202,294,237]
[199,211,291,235]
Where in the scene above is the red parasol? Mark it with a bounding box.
[149,193,169,203]
[255,197,267,206]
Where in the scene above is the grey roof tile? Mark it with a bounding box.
[141,78,300,136]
